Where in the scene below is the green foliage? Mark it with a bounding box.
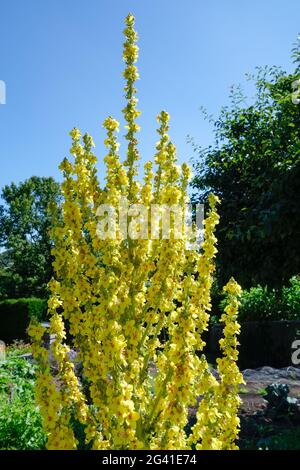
[262,428,300,450]
[0,298,48,343]
[281,276,300,319]
[0,176,61,299]
[6,340,31,357]
[241,427,300,450]
[0,356,46,450]
[264,383,299,416]
[238,286,279,322]
[216,276,300,322]
[0,355,36,395]
[192,64,300,288]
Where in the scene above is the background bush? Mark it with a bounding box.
[0,298,48,343]
[281,276,300,320]
[214,276,300,323]
[0,355,46,450]
[238,286,279,322]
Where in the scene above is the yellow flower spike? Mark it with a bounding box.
[122,14,141,202]
[30,14,243,451]
[103,116,120,133]
[69,127,82,141]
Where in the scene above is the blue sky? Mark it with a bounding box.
[0,0,299,189]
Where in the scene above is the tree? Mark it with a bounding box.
[0,176,61,298]
[192,62,300,288]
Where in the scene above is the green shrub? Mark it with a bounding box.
[261,427,300,450]
[281,276,300,320]
[0,298,48,343]
[0,356,46,450]
[6,340,31,357]
[240,427,300,450]
[238,286,279,322]
[0,356,36,396]
[216,276,300,322]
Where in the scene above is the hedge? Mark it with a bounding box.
[0,298,48,343]
[211,276,300,323]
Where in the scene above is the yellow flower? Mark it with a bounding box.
[30,13,243,452]
[69,127,81,140]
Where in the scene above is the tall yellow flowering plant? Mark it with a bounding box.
[29,14,243,450]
